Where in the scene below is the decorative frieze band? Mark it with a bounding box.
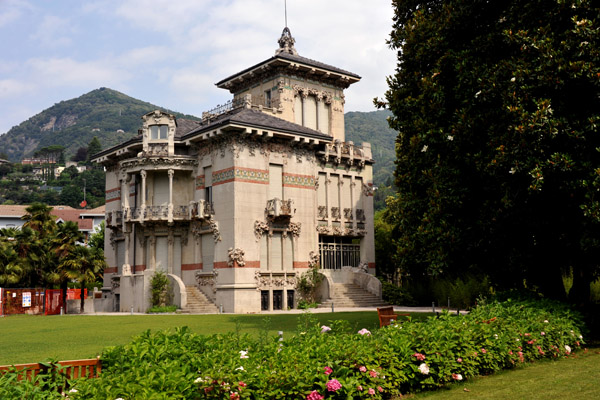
[283,173,316,189]
[212,167,269,186]
[105,188,121,203]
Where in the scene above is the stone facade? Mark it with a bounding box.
[94,28,376,313]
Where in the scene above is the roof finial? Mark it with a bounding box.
[276,26,298,56]
[285,0,288,28]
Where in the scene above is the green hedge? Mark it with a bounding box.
[0,299,586,399]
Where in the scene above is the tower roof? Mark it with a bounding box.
[216,27,360,93]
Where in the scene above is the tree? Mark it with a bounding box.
[54,221,84,311]
[380,0,600,303]
[60,245,105,313]
[86,137,102,164]
[72,147,88,162]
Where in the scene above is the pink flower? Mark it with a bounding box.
[368,388,376,395]
[321,325,331,333]
[359,366,367,372]
[508,350,513,355]
[527,340,535,345]
[524,333,531,337]
[378,386,384,392]
[481,348,487,354]
[324,366,333,375]
[541,332,545,336]
[413,352,426,361]
[358,328,371,336]
[369,369,378,378]
[457,357,463,363]
[306,390,324,400]
[357,385,363,391]
[452,373,463,381]
[238,381,247,388]
[537,346,545,355]
[230,392,239,400]
[326,379,342,392]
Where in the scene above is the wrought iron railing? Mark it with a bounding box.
[319,242,361,270]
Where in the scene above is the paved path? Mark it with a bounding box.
[84,305,467,316]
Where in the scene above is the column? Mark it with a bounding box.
[301,92,308,127]
[140,170,147,222]
[168,169,174,223]
[316,93,323,133]
[168,231,174,274]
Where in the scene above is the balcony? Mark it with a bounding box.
[266,198,295,220]
[189,200,215,220]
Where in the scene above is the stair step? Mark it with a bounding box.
[181,286,218,314]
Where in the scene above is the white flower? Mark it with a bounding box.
[358,328,371,336]
[454,373,463,381]
[418,363,430,375]
[579,335,583,339]
[239,350,249,359]
[447,135,454,141]
[321,325,331,333]
[236,366,245,371]
[421,145,428,153]
[509,168,516,175]
[544,320,549,323]
[69,389,78,393]
[511,77,516,82]
[475,90,482,98]
[494,334,499,339]
[565,345,572,354]
[194,377,203,383]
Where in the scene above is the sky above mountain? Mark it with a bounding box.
[0,0,396,136]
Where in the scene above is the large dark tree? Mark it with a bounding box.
[380,0,600,303]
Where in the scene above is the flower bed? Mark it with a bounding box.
[0,299,586,399]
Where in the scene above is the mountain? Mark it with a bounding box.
[345,110,397,186]
[0,88,398,186]
[0,88,198,162]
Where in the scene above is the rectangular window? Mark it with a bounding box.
[204,166,213,203]
[202,234,214,271]
[294,96,303,125]
[304,96,317,130]
[150,125,168,140]
[116,240,125,275]
[270,232,283,271]
[317,173,327,208]
[269,164,283,199]
[156,237,168,273]
[264,90,272,107]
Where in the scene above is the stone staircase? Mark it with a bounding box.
[319,283,387,309]
[180,286,219,314]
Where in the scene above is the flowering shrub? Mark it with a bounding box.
[0,299,585,399]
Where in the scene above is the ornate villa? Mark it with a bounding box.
[93,28,381,313]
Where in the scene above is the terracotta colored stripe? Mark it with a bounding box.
[104,267,117,274]
[368,262,376,269]
[214,261,260,268]
[105,197,121,203]
[134,265,146,272]
[105,188,120,193]
[282,183,314,189]
[182,263,202,271]
[293,261,310,268]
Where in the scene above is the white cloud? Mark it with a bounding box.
[30,15,74,48]
[0,0,33,28]
[26,57,131,88]
[0,79,34,99]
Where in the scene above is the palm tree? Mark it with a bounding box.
[53,221,84,311]
[60,245,105,313]
[0,228,23,286]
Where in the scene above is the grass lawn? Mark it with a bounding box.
[408,349,600,400]
[0,311,429,365]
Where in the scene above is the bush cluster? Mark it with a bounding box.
[0,299,586,399]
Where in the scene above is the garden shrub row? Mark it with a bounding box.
[0,298,586,399]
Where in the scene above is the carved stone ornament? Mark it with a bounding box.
[318,206,328,219]
[362,184,375,197]
[195,270,219,294]
[209,218,222,243]
[343,208,353,220]
[254,220,270,241]
[276,27,298,56]
[110,276,120,291]
[316,225,331,235]
[109,230,117,250]
[358,261,369,273]
[228,247,246,267]
[309,251,320,268]
[288,222,302,238]
[332,227,344,236]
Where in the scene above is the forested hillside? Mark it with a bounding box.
[0,88,198,162]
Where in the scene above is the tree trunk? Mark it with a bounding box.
[569,264,592,306]
[61,281,68,314]
[80,281,86,313]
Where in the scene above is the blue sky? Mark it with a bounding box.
[0,0,396,135]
